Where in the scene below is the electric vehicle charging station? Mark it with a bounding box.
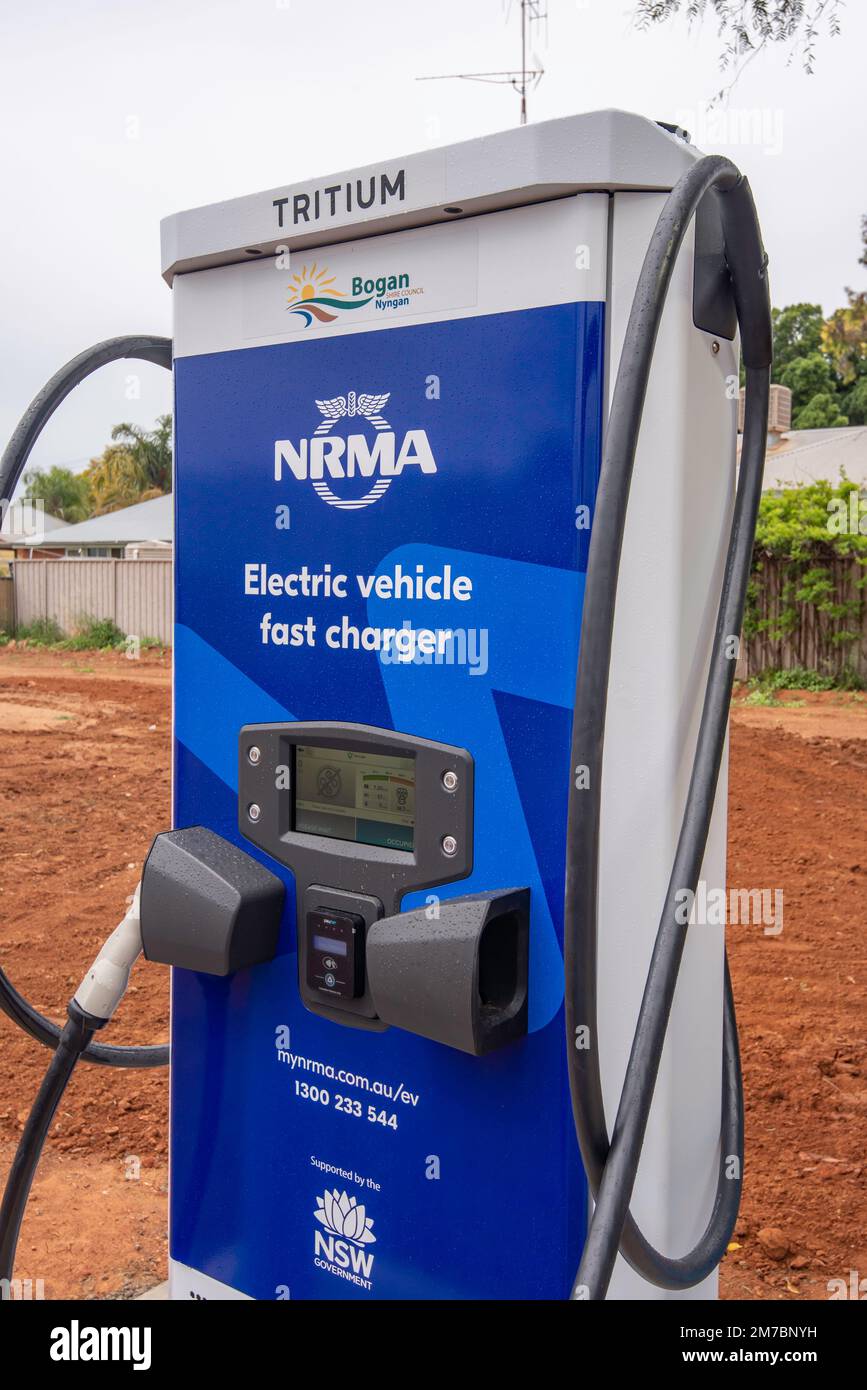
[0,108,772,1303]
[160,109,743,1301]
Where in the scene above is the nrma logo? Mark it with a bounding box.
[313,1189,376,1290]
[274,389,437,511]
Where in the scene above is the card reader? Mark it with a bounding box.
[306,906,365,999]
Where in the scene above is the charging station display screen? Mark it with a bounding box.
[293,745,415,851]
[312,933,348,957]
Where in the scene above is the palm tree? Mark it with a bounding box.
[109,415,172,496]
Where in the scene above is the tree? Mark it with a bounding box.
[84,446,145,516]
[84,415,172,515]
[635,1,843,96]
[841,376,867,428]
[110,415,172,496]
[793,391,848,430]
[778,352,835,415]
[771,304,824,378]
[820,221,867,387]
[22,465,91,523]
[767,222,867,429]
[21,415,172,526]
[818,217,867,419]
[822,304,867,387]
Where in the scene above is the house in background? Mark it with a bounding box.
[760,424,867,492]
[0,504,69,573]
[36,493,173,558]
[739,384,867,491]
[8,493,174,644]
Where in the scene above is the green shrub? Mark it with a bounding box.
[63,616,127,651]
[747,665,865,693]
[743,688,779,706]
[18,617,64,645]
[752,667,835,692]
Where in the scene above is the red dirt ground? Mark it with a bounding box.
[0,651,864,1300]
[0,648,170,1299]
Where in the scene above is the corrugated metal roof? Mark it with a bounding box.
[40,493,173,546]
[760,426,867,491]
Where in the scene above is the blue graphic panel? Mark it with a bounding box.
[172,300,603,1299]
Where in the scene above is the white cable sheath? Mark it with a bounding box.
[72,884,143,1022]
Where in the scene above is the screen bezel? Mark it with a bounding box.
[239,719,473,909]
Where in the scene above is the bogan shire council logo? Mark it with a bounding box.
[286,263,371,326]
[286,262,415,327]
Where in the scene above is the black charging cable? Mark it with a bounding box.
[564,155,772,1298]
[0,335,171,1070]
[0,1003,102,1287]
[0,885,149,1288]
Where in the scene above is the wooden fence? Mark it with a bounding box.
[11,559,172,645]
[736,555,866,681]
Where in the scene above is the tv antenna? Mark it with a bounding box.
[417,0,548,126]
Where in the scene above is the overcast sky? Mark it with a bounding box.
[1,0,864,488]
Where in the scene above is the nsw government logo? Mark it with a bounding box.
[274,389,437,511]
[313,1188,377,1290]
